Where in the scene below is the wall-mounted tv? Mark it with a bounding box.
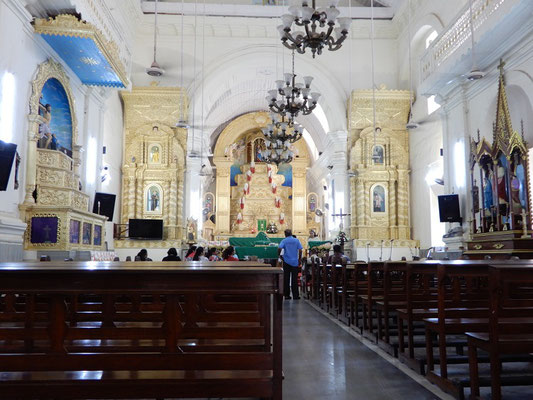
[438,194,462,223]
[128,219,163,240]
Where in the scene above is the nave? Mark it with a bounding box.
[282,300,439,400]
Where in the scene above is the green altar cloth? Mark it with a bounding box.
[235,246,279,260]
[229,232,282,247]
[308,240,332,248]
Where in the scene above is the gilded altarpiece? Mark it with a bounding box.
[348,88,418,249]
[119,87,187,248]
[212,112,309,240]
[19,59,106,251]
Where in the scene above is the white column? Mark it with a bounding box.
[325,131,349,235]
[184,155,202,229]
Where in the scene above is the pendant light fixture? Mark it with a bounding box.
[278,0,351,58]
[146,0,164,77]
[405,0,419,130]
[267,50,320,120]
[465,0,485,80]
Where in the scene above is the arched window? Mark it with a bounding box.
[425,30,438,49]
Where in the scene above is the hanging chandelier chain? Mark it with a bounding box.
[153,0,158,63]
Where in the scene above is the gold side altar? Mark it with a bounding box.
[348,87,418,250]
[117,86,188,248]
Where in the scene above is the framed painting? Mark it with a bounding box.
[70,219,80,244]
[82,222,92,245]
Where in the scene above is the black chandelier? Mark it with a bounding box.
[261,113,304,145]
[266,51,321,120]
[278,0,351,58]
[263,139,295,166]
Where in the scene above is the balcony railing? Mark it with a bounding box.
[420,0,507,82]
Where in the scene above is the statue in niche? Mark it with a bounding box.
[147,186,161,212]
[38,103,56,149]
[372,145,384,164]
[203,193,214,222]
[309,194,317,212]
[149,145,160,163]
[187,218,198,243]
[254,138,267,162]
[373,185,386,213]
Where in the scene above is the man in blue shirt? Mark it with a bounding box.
[278,229,303,300]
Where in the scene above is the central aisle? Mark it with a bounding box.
[282,300,440,400]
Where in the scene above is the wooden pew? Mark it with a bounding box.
[347,262,370,329]
[0,261,283,400]
[467,264,533,400]
[423,261,492,398]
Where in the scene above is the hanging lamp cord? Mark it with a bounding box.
[153,0,158,63]
[370,0,377,147]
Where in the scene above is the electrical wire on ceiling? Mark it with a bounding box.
[370,0,378,148]
[190,0,198,157]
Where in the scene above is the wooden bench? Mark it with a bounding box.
[0,261,283,399]
[467,264,533,400]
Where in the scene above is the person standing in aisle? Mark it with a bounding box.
[278,229,302,300]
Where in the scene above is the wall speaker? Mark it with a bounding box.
[93,192,116,221]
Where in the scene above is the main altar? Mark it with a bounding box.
[211,112,311,244]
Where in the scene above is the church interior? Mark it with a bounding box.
[0,0,532,399]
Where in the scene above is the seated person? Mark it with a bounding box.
[134,249,152,261]
[193,246,209,261]
[327,244,350,264]
[222,246,239,261]
[162,247,181,261]
[184,246,197,261]
[207,247,221,261]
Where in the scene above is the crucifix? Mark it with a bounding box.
[331,208,351,231]
[43,225,52,242]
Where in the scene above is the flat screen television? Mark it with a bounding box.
[438,194,462,223]
[0,141,17,191]
[128,219,163,240]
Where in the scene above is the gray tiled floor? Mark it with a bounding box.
[283,300,440,400]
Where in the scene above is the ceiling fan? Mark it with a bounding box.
[146,0,164,77]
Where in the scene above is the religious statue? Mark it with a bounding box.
[38,103,56,149]
[150,146,160,163]
[372,145,384,164]
[186,217,198,244]
[254,138,267,162]
[373,186,385,213]
[309,194,317,212]
[147,187,161,212]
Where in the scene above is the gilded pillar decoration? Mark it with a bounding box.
[24,115,41,204]
[348,87,418,249]
[118,87,188,248]
[214,160,232,235]
[292,160,308,236]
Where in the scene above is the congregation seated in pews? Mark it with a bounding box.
[0,260,283,399]
[306,255,533,400]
